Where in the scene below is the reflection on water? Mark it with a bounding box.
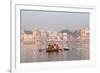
[20,42,89,63]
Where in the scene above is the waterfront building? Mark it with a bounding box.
[80,28,89,49]
[22,31,33,42]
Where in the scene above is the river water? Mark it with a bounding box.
[20,42,89,63]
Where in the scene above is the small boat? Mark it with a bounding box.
[64,47,69,51]
[46,44,59,52]
[46,49,59,52]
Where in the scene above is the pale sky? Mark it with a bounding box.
[21,10,89,32]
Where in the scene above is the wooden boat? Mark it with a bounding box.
[46,44,59,52]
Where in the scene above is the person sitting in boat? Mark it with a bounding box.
[53,44,59,50]
[48,44,53,50]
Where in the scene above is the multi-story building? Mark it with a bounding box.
[21,31,33,43]
[80,28,89,49]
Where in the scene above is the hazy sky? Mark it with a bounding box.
[21,10,89,32]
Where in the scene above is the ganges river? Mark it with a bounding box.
[20,42,89,63]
